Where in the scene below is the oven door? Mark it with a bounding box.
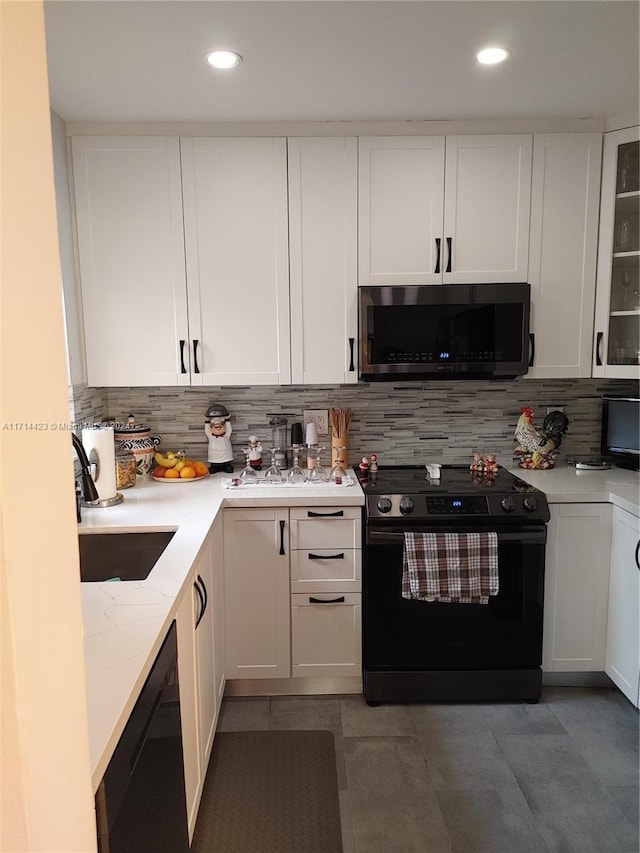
[363,525,546,673]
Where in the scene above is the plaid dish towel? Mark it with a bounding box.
[402,531,499,604]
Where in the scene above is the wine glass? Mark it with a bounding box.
[264,447,283,482]
[329,446,347,484]
[308,446,328,483]
[287,445,307,484]
[240,448,258,481]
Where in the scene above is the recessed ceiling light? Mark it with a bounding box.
[206,50,242,70]
[476,47,511,65]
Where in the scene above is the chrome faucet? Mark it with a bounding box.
[72,432,99,505]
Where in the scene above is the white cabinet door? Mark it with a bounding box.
[605,506,640,706]
[71,136,189,386]
[593,126,640,379]
[175,579,202,841]
[358,136,445,284]
[288,137,358,384]
[181,137,291,385]
[210,514,226,711]
[527,134,602,378]
[291,593,361,678]
[543,504,612,672]
[176,533,220,842]
[194,541,216,769]
[223,509,290,679]
[443,135,532,284]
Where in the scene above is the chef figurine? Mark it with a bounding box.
[204,403,234,474]
[369,453,378,473]
[247,435,262,470]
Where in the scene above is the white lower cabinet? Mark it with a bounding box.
[176,527,225,841]
[292,593,361,678]
[543,503,612,672]
[176,584,201,839]
[605,505,640,707]
[289,507,362,679]
[223,506,362,684]
[223,508,291,680]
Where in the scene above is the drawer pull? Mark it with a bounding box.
[309,596,345,604]
[279,519,286,555]
[308,552,345,560]
[307,510,344,518]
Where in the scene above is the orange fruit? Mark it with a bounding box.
[183,459,195,468]
[164,468,180,479]
[180,466,196,479]
[193,461,209,477]
[152,467,165,478]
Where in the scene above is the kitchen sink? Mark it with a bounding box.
[78,530,175,582]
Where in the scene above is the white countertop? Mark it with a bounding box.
[507,462,640,515]
[80,469,365,790]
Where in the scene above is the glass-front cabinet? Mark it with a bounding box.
[593,126,640,378]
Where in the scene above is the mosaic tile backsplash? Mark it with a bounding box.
[71,378,638,470]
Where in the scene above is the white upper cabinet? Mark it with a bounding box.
[443,135,532,283]
[358,135,532,285]
[181,137,291,385]
[358,136,445,284]
[71,136,189,386]
[526,134,602,379]
[288,137,358,384]
[592,126,640,379]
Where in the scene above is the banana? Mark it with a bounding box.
[154,451,179,468]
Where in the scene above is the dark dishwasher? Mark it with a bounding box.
[95,621,190,853]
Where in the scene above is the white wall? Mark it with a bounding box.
[0,3,96,851]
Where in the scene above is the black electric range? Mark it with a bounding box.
[360,466,550,705]
[361,465,550,526]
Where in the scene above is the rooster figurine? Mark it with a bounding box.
[514,407,570,469]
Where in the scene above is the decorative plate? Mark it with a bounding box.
[153,473,209,483]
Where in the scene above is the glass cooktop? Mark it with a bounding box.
[360,465,541,496]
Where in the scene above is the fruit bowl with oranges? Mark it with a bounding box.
[152,450,210,482]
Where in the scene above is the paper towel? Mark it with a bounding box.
[81,426,117,501]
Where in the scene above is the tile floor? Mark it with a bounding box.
[217,686,639,853]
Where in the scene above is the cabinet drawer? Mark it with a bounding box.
[289,507,361,550]
[290,549,361,592]
[291,593,361,678]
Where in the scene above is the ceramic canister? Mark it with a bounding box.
[113,416,161,477]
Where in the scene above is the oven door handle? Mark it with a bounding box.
[367,529,547,544]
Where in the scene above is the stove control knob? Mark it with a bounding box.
[523,496,538,512]
[399,497,414,515]
[376,497,393,514]
[500,496,516,513]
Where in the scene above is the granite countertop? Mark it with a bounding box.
[507,462,640,515]
[80,469,365,790]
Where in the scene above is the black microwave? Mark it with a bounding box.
[358,283,531,380]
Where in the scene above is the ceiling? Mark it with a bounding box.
[44,1,639,124]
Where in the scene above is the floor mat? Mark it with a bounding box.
[192,730,343,853]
